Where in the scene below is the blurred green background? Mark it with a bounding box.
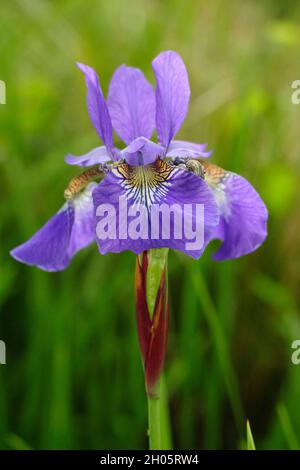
[1,0,300,450]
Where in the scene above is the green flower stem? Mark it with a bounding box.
[147,374,172,450]
[145,249,172,450]
[147,393,161,450]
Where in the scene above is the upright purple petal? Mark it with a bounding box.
[10,185,97,271]
[77,62,115,157]
[203,162,268,260]
[93,159,219,258]
[121,137,164,166]
[65,146,111,167]
[152,51,190,148]
[108,65,155,145]
[166,140,212,159]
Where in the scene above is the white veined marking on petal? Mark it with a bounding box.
[203,162,232,220]
[212,173,231,220]
[72,182,97,212]
[112,161,174,208]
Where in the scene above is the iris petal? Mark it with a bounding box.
[152,51,190,148]
[166,140,212,159]
[77,63,115,157]
[203,162,268,260]
[67,183,97,258]
[93,159,219,258]
[10,184,97,271]
[121,137,164,166]
[10,206,74,272]
[65,146,111,167]
[108,65,155,145]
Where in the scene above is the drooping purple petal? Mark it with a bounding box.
[10,205,74,272]
[121,137,164,166]
[93,159,219,258]
[77,62,115,157]
[166,140,212,159]
[107,65,155,145]
[152,51,190,148]
[65,146,111,167]
[204,163,268,260]
[67,183,97,258]
[10,185,97,271]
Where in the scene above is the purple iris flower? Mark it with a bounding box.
[10,51,268,271]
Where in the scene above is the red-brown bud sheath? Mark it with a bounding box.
[135,251,169,397]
